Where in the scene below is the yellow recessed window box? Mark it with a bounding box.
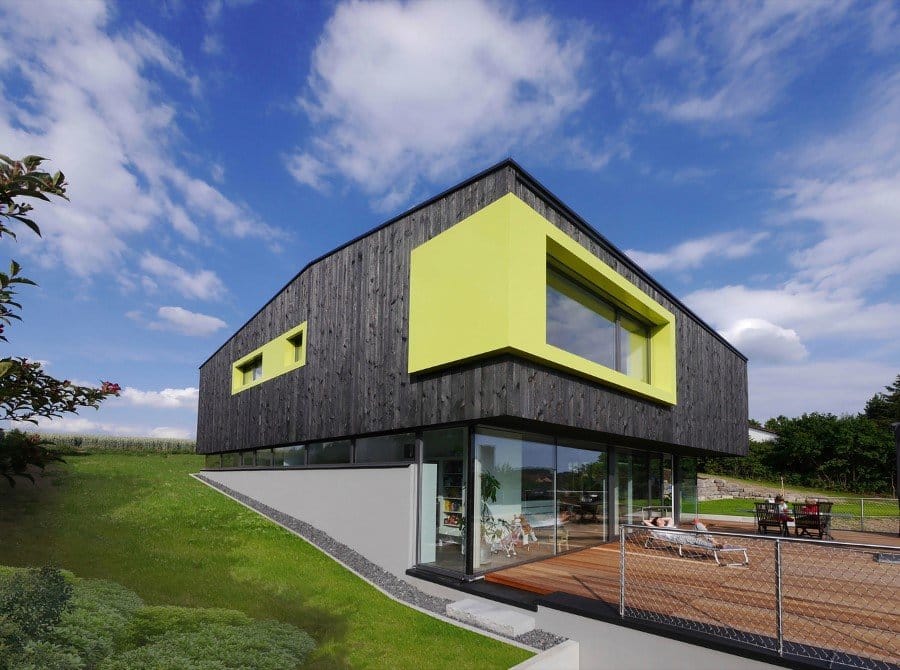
[231,321,308,394]
[408,194,676,405]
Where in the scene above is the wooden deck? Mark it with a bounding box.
[485,521,900,665]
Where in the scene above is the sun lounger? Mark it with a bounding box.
[643,528,749,567]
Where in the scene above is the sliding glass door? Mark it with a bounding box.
[417,427,468,573]
[556,441,607,552]
[472,429,556,571]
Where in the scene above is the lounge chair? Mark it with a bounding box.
[643,527,749,567]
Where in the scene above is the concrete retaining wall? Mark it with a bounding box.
[202,467,417,577]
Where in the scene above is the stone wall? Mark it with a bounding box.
[697,475,806,502]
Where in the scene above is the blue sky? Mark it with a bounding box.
[1,0,898,438]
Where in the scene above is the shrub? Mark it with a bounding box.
[123,606,250,647]
[51,579,144,667]
[102,618,315,670]
[8,640,84,670]
[0,568,315,670]
[0,567,72,641]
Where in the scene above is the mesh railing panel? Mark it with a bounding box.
[825,498,900,534]
[621,525,900,669]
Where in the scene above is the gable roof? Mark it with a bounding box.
[200,159,746,367]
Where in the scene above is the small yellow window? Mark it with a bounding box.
[287,332,304,363]
[239,355,263,385]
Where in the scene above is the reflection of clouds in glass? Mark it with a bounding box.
[547,285,616,368]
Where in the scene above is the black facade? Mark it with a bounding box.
[196,161,748,458]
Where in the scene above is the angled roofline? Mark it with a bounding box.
[200,158,746,367]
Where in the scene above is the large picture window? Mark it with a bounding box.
[547,263,650,383]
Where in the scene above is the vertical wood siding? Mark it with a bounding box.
[196,164,747,455]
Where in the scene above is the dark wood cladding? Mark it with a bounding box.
[197,163,748,456]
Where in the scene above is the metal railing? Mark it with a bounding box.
[823,498,900,534]
[619,523,900,669]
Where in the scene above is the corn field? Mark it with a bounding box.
[37,432,195,454]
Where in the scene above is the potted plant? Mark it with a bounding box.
[456,470,504,564]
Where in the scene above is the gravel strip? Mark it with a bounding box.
[195,474,567,651]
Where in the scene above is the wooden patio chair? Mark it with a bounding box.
[792,501,833,540]
[754,501,788,536]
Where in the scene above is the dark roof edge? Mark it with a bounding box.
[508,159,747,361]
[200,158,746,368]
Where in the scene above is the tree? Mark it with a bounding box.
[0,154,119,485]
[864,373,900,433]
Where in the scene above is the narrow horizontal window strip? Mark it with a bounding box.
[230,321,308,394]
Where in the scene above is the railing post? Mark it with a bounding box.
[775,539,783,656]
[860,498,865,532]
[619,525,626,618]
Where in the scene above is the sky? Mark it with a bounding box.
[1,0,898,439]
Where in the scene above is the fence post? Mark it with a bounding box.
[860,498,865,532]
[619,526,626,618]
[775,539,783,656]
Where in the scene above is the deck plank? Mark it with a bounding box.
[484,521,900,662]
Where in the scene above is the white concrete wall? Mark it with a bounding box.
[534,606,779,670]
[203,467,417,577]
[406,577,779,670]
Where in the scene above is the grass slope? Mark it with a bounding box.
[0,454,531,669]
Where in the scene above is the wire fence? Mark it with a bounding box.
[619,524,900,669]
[681,483,900,535]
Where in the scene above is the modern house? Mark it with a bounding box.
[197,159,748,583]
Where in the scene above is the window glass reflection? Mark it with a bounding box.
[307,440,351,465]
[355,433,416,462]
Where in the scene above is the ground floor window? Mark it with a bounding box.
[416,424,676,577]
[417,427,468,574]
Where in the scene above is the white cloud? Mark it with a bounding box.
[150,306,227,337]
[720,318,807,364]
[289,0,592,209]
[779,71,900,295]
[150,426,193,439]
[686,284,900,342]
[749,359,894,420]
[0,1,284,276]
[646,2,859,123]
[626,231,767,272]
[12,415,141,436]
[139,253,226,301]
[119,386,199,409]
[11,415,195,439]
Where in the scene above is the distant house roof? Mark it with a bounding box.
[749,426,779,442]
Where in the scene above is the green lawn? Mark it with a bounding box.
[0,454,531,669]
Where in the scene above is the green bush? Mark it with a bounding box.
[0,567,72,641]
[102,618,315,670]
[51,579,144,667]
[8,640,84,670]
[0,567,315,670]
[123,606,250,647]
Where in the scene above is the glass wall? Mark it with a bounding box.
[273,444,306,466]
[680,457,698,518]
[556,441,607,552]
[355,433,415,463]
[616,448,673,529]
[546,264,650,382]
[472,429,556,571]
[307,440,351,465]
[418,428,467,573]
